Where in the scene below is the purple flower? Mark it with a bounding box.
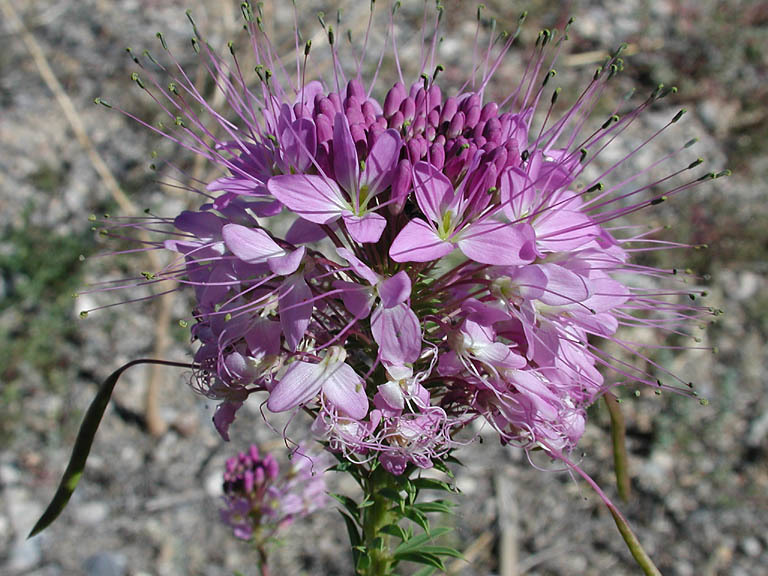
[267,347,369,419]
[98,3,718,477]
[390,161,537,265]
[219,444,328,541]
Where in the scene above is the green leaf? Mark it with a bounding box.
[443,454,463,466]
[340,510,363,569]
[355,552,371,574]
[330,461,353,473]
[395,551,446,571]
[418,545,464,559]
[394,527,453,556]
[412,567,437,576]
[378,487,403,503]
[431,459,455,477]
[413,500,456,515]
[339,511,362,549]
[404,479,417,505]
[412,478,456,493]
[404,505,430,532]
[331,493,361,523]
[28,359,191,538]
[381,523,408,541]
[358,495,375,509]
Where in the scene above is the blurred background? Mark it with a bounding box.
[1,1,766,574]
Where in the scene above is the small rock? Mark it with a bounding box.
[0,514,9,542]
[0,463,21,485]
[205,471,223,497]
[74,501,110,525]
[5,486,42,535]
[83,552,127,576]
[8,536,42,571]
[740,536,762,558]
[747,410,768,448]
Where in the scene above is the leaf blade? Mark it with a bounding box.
[28,359,191,538]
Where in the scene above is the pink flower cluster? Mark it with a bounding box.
[103,3,714,475]
[220,444,328,540]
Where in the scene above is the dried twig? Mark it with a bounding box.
[494,472,519,576]
[1,0,170,436]
[447,530,495,574]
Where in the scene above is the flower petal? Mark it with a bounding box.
[412,161,455,224]
[285,218,328,244]
[534,209,598,251]
[267,246,305,276]
[374,381,405,415]
[457,220,537,266]
[333,112,359,195]
[222,223,285,263]
[361,129,401,197]
[244,318,282,357]
[267,361,325,413]
[279,117,316,173]
[337,247,379,285]
[322,362,369,419]
[333,280,374,318]
[213,401,243,441]
[279,273,313,352]
[342,211,387,243]
[538,263,591,307]
[389,218,454,262]
[378,271,411,308]
[371,302,421,365]
[581,275,630,313]
[267,174,346,224]
[175,210,225,241]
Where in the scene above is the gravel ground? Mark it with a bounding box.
[1,1,766,575]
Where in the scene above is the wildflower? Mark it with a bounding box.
[91,1,718,482]
[220,444,328,541]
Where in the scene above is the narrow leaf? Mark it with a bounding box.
[379,487,404,502]
[395,551,446,571]
[418,545,464,559]
[381,523,408,540]
[412,478,456,492]
[394,527,452,556]
[404,505,430,532]
[431,459,455,477]
[413,500,456,515]
[340,510,363,569]
[28,359,192,538]
[412,567,437,576]
[331,493,361,523]
[339,511,362,548]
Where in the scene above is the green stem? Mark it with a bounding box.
[604,392,631,502]
[361,467,396,576]
[256,544,271,576]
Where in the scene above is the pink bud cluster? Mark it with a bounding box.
[100,3,715,475]
[220,444,328,540]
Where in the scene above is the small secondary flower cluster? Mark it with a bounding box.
[220,444,328,541]
[96,3,718,475]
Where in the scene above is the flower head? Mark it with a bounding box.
[220,444,328,541]
[92,2,720,474]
